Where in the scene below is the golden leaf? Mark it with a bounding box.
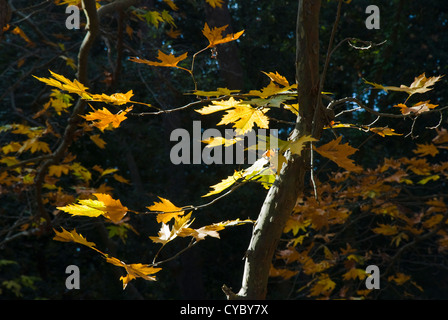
[202,23,244,48]
[82,105,133,132]
[129,51,188,70]
[147,197,184,223]
[313,136,362,173]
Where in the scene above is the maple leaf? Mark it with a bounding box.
[53,228,97,250]
[247,81,296,99]
[105,256,161,289]
[269,265,298,280]
[369,127,402,137]
[388,273,411,286]
[57,193,128,223]
[129,51,188,71]
[201,136,242,148]
[393,101,438,115]
[413,143,439,157]
[261,71,290,87]
[284,214,311,236]
[218,105,270,135]
[163,0,178,11]
[195,97,243,115]
[48,164,70,177]
[202,170,244,197]
[308,273,336,297]
[313,136,362,173]
[343,268,367,281]
[89,90,134,105]
[432,128,448,145]
[202,23,244,48]
[192,87,240,97]
[287,135,317,157]
[372,223,398,236]
[149,212,194,245]
[180,218,254,241]
[90,134,106,149]
[82,105,133,132]
[365,73,443,97]
[147,197,184,223]
[205,0,224,8]
[33,70,90,98]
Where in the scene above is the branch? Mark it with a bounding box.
[34,0,99,228]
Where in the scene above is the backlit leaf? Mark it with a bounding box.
[82,105,133,132]
[129,51,188,70]
[147,197,184,223]
[313,136,362,173]
[202,23,244,48]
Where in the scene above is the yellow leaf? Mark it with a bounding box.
[105,256,161,289]
[418,175,439,185]
[202,23,244,48]
[113,174,130,184]
[205,0,224,8]
[33,70,90,98]
[218,105,270,135]
[57,193,128,223]
[163,0,178,10]
[394,101,438,115]
[147,197,184,223]
[308,273,336,297]
[248,81,296,99]
[192,87,240,97]
[413,143,439,157]
[53,228,97,250]
[284,214,311,236]
[287,135,317,157]
[365,73,443,97]
[369,127,402,137]
[269,265,298,280]
[342,268,367,281]
[48,164,70,177]
[89,90,134,106]
[129,51,188,70]
[261,71,290,87]
[202,170,244,197]
[388,273,411,285]
[82,105,133,132]
[149,212,193,245]
[195,97,242,114]
[372,223,398,236]
[313,136,362,173]
[201,136,242,148]
[90,134,106,149]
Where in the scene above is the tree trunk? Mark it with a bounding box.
[224,0,322,300]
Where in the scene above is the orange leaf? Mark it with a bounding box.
[413,143,439,157]
[202,23,244,48]
[53,228,97,250]
[147,197,184,223]
[313,136,362,173]
[365,73,443,97]
[205,0,224,8]
[105,256,161,289]
[82,105,132,131]
[393,101,438,115]
[129,51,188,70]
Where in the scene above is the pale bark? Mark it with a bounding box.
[223,0,322,300]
